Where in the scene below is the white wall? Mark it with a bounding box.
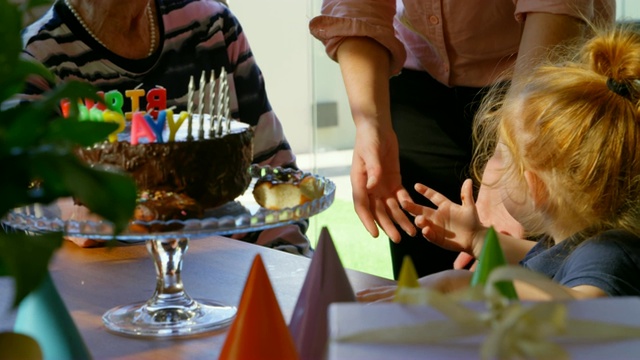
[229,0,355,155]
[617,0,640,19]
[229,1,315,155]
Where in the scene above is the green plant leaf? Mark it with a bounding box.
[0,58,55,105]
[35,81,105,115]
[29,151,136,233]
[2,105,51,149]
[45,117,118,147]
[0,0,22,82]
[0,231,63,307]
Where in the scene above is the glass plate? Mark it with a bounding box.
[2,165,336,241]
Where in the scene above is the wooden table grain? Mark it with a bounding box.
[1,236,393,359]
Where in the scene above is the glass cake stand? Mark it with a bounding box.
[2,165,335,338]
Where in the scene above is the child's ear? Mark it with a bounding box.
[524,170,548,208]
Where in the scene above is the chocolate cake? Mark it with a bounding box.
[75,116,254,229]
[76,124,253,209]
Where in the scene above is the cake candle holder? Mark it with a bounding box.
[186,76,195,141]
[197,71,206,140]
[214,67,227,137]
[223,91,231,135]
[208,71,216,139]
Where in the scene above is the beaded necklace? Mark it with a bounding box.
[64,0,156,57]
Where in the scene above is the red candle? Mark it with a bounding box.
[131,112,157,145]
[146,87,167,119]
[60,99,71,118]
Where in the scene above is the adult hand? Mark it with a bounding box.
[351,122,415,243]
[402,179,483,257]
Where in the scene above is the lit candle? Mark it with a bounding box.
[197,71,206,140]
[186,76,194,141]
[146,87,167,120]
[131,111,157,145]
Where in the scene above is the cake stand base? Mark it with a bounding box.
[101,237,236,337]
[103,298,236,337]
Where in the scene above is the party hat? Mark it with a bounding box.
[396,255,420,288]
[394,256,430,304]
[470,226,518,300]
[289,227,355,360]
[219,254,298,360]
[13,272,92,360]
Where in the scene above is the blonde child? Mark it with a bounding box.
[359,25,640,301]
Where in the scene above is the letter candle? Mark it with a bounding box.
[197,71,206,140]
[186,76,195,141]
[208,70,216,138]
[125,84,145,121]
[146,86,167,119]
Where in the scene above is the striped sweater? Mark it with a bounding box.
[19,0,296,167]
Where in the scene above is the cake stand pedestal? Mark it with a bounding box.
[3,166,335,338]
[101,236,237,337]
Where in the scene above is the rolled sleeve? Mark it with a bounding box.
[309,0,407,77]
[514,0,614,23]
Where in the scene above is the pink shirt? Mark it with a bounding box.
[309,0,614,87]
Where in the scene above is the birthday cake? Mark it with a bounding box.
[72,70,254,230]
[76,114,253,227]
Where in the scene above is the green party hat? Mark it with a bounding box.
[470,227,518,300]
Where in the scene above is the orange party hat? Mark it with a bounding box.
[219,254,299,360]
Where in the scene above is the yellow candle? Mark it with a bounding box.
[167,110,188,142]
[102,110,126,143]
[125,89,145,121]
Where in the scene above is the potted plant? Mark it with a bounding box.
[0,0,137,356]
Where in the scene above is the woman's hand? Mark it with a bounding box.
[351,122,416,242]
[402,179,483,257]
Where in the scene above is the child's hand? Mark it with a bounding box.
[402,179,483,257]
[356,285,397,302]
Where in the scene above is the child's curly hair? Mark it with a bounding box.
[473,24,640,240]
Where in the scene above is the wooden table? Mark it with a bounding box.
[1,236,393,359]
